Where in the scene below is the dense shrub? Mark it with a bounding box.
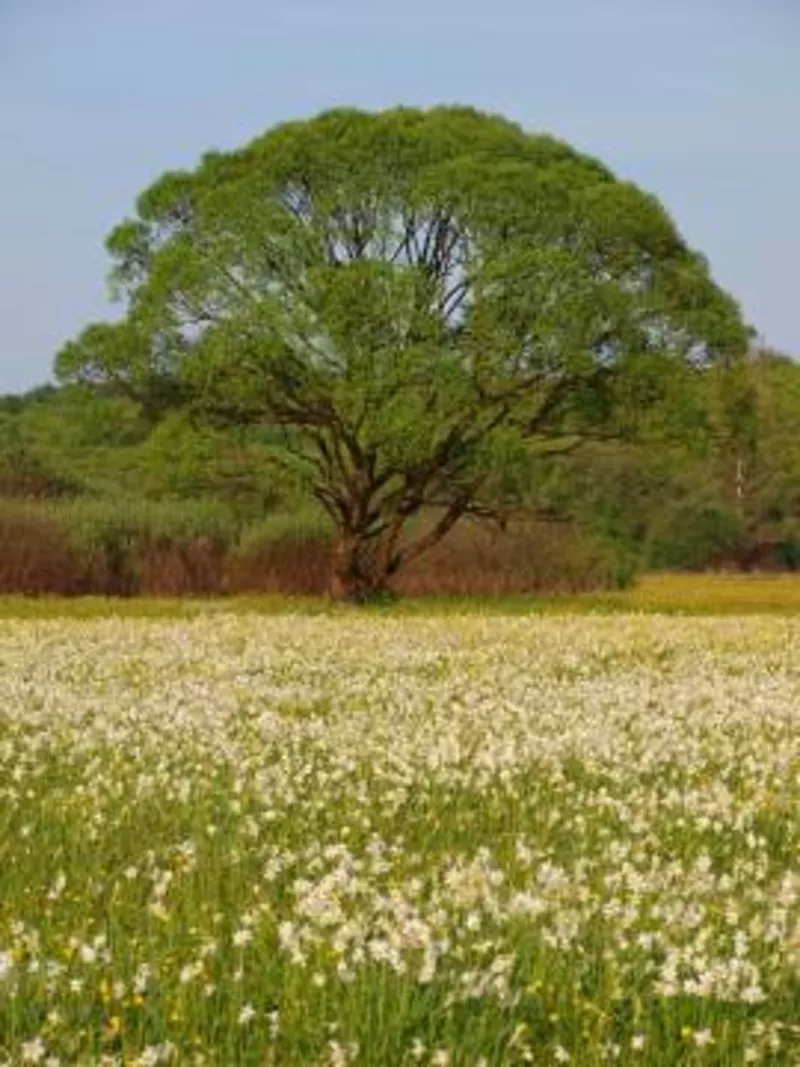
[0,457,79,499]
[776,538,800,571]
[645,500,748,571]
[54,496,239,551]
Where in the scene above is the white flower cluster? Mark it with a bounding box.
[0,613,799,1063]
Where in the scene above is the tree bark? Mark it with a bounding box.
[330,532,390,602]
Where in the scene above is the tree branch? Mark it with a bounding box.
[396,495,473,570]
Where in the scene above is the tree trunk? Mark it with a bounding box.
[330,532,392,603]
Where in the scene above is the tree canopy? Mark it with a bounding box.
[56,105,749,599]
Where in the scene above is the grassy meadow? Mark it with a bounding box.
[1,572,800,619]
[2,577,800,1064]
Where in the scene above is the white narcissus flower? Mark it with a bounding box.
[238,1003,256,1026]
[3,613,800,1058]
[693,1030,714,1047]
[20,1038,46,1065]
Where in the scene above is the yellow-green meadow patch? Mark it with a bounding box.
[1,613,800,1065]
[1,572,800,621]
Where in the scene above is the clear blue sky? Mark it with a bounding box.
[1,0,797,393]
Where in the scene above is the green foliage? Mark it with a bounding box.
[234,504,332,554]
[775,537,800,570]
[135,413,284,516]
[646,498,748,570]
[56,105,748,598]
[0,410,80,498]
[743,351,800,524]
[0,494,238,570]
[0,382,292,518]
[52,495,238,552]
[0,384,151,497]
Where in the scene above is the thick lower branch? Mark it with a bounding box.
[396,496,472,571]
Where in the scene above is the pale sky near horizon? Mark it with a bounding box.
[0,0,797,394]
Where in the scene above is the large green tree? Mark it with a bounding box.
[57,106,748,600]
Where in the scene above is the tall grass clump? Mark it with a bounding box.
[0,499,87,594]
[0,494,636,598]
[226,505,334,594]
[0,497,239,596]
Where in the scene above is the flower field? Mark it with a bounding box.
[2,613,800,1065]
